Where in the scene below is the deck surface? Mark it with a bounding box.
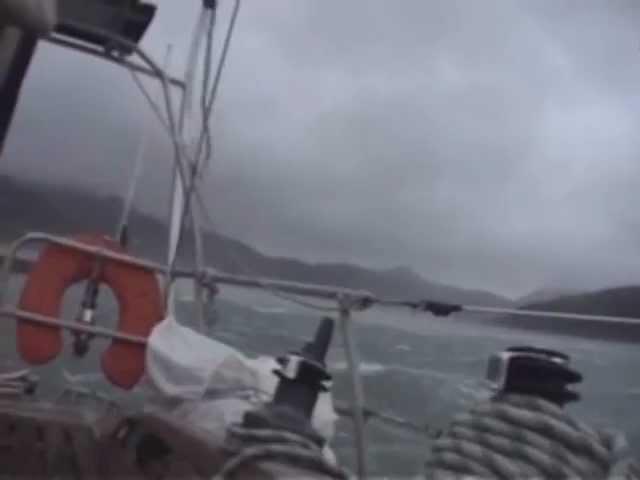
[0,399,279,479]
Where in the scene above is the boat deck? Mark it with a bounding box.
[0,399,147,478]
[0,398,281,479]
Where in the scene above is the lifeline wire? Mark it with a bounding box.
[165,0,242,293]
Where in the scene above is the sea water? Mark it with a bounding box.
[2,275,639,477]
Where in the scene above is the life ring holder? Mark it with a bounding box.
[0,232,173,389]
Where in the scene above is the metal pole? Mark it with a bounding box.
[180,8,210,332]
[43,35,186,90]
[338,296,367,479]
[195,269,374,302]
[0,232,174,307]
[0,307,147,345]
[165,7,208,318]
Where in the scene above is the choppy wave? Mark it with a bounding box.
[331,361,386,375]
[251,306,290,315]
[62,370,104,384]
[456,379,492,403]
[330,361,454,381]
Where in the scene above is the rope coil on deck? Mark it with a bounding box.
[425,393,640,479]
[211,425,348,480]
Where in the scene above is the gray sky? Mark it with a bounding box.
[4,0,640,298]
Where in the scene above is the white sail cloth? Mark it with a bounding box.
[145,315,338,445]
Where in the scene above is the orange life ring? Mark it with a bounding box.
[17,233,164,389]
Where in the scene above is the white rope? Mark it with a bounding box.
[425,394,640,480]
[227,424,320,452]
[211,425,348,480]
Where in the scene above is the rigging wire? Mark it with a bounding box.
[167,6,211,323]
[195,0,240,168]
[190,5,218,330]
[375,298,640,326]
[52,21,190,193]
[115,118,148,243]
[165,0,241,294]
[178,6,209,135]
[200,5,217,172]
[265,289,340,312]
[64,21,199,316]
[116,45,174,243]
[192,194,640,330]
[128,69,171,133]
[193,193,342,313]
[111,4,230,326]
[163,5,213,310]
[462,304,640,326]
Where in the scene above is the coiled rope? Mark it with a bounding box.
[425,393,639,479]
[211,425,349,480]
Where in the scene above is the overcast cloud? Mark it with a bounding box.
[4,0,640,297]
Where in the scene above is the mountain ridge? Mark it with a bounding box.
[515,287,583,306]
[0,174,511,306]
[494,286,640,342]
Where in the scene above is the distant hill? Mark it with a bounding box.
[494,287,640,343]
[516,287,582,306]
[0,174,511,306]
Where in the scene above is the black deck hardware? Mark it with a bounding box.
[493,346,583,407]
[242,317,334,445]
[55,0,157,57]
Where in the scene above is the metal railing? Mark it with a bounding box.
[0,232,168,345]
[44,34,186,91]
[0,232,379,313]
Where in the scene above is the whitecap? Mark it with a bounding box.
[331,361,387,375]
[251,306,289,315]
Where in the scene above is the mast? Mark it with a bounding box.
[0,2,56,156]
[165,6,210,317]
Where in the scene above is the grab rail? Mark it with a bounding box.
[0,232,376,311]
